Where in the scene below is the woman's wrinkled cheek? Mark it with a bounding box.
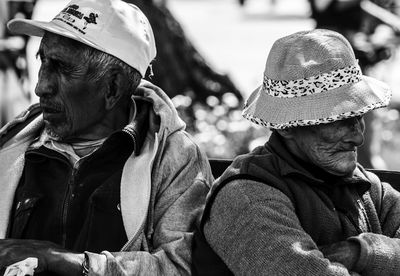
[310,142,334,158]
[308,144,341,166]
[319,155,343,168]
[318,151,357,175]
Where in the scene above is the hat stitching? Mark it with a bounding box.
[242,91,390,129]
[263,65,362,98]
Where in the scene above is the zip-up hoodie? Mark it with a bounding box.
[0,80,213,275]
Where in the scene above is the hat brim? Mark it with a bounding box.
[242,75,391,129]
[7,18,105,53]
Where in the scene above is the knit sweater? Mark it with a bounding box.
[203,132,400,275]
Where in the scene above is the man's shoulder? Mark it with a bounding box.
[0,103,42,148]
[164,129,204,157]
[156,129,212,183]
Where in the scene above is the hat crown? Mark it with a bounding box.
[52,0,156,76]
[265,29,357,81]
[7,0,156,76]
[242,29,391,130]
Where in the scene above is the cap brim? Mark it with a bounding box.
[243,75,391,129]
[7,18,105,52]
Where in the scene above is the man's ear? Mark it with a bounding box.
[276,128,296,139]
[104,68,127,110]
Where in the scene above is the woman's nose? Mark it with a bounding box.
[343,117,365,146]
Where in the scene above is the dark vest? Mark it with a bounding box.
[8,131,135,253]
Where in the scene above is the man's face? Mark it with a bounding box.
[290,116,365,176]
[35,33,106,141]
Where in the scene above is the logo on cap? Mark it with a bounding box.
[54,4,99,34]
[83,13,98,28]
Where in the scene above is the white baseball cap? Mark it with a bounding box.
[7,0,156,77]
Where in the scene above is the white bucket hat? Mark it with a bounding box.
[7,0,156,77]
[242,29,391,129]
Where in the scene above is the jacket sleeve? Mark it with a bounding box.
[84,131,213,276]
[203,179,357,276]
[346,181,400,275]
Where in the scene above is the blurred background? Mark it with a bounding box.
[1,0,400,169]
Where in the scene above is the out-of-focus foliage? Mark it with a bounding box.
[378,108,400,169]
[172,88,400,168]
[172,92,270,158]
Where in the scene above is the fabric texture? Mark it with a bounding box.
[203,132,400,275]
[242,29,391,129]
[0,80,213,275]
[7,0,156,76]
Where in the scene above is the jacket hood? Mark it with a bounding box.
[133,80,186,138]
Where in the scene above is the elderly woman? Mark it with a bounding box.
[193,29,400,275]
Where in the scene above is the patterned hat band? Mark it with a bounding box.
[263,65,362,98]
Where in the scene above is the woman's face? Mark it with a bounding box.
[289,116,365,176]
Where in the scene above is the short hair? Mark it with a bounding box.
[40,32,143,95]
[83,44,142,94]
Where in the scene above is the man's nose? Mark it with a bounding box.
[35,70,55,98]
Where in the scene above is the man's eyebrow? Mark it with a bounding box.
[35,49,69,65]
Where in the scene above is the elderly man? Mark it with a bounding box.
[192,29,400,275]
[0,0,212,275]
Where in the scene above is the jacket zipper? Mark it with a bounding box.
[61,164,80,247]
[345,213,363,234]
[120,128,156,251]
[25,150,74,247]
[356,198,372,232]
[344,198,371,234]
[122,127,137,146]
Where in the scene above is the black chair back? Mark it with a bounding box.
[369,169,400,191]
[209,159,400,192]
